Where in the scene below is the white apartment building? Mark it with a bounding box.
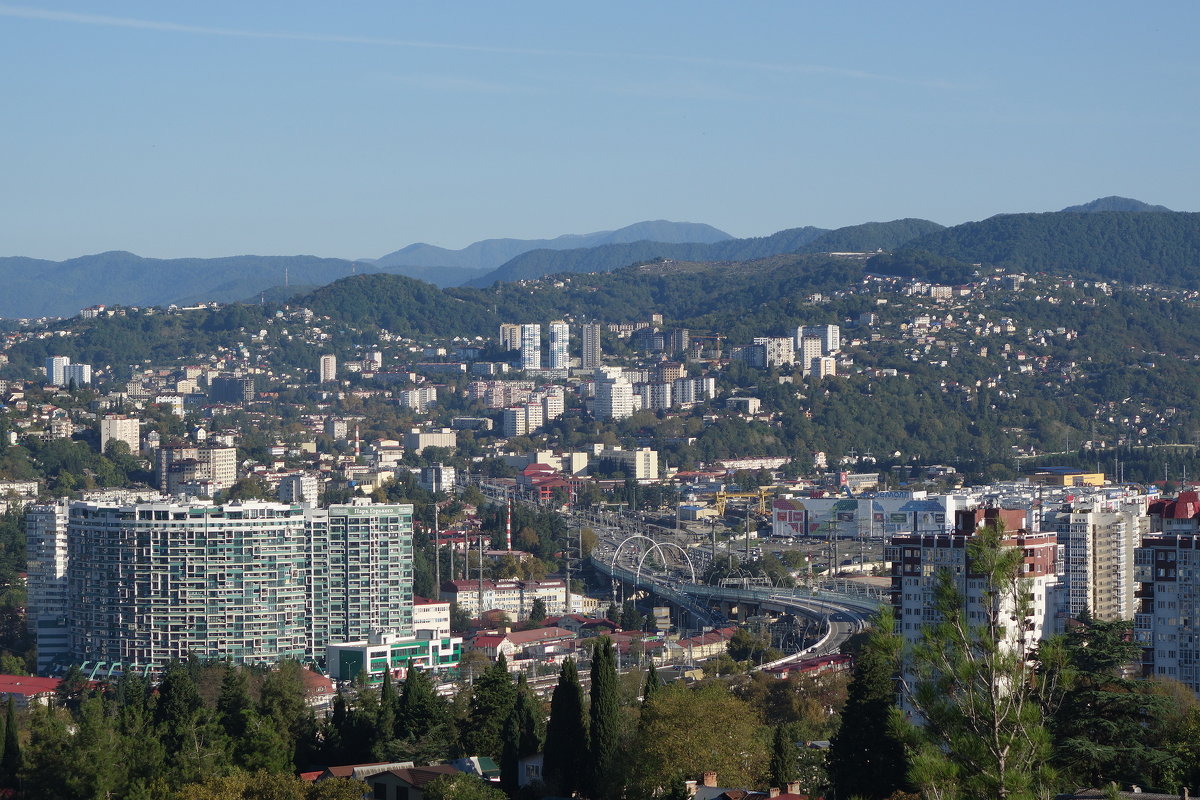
[888,509,1059,700]
[581,322,602,368]
[1050,493,1147,622]
[1134,492,1200,690]
[25,500,70,674]
[520,324,541,371]
[594,374,634,420]
[440,578,567,620]
[595,446,659,482]
[45,356,70,386]
[319,354,337,383]
[278,472,321,505]
[752,337,795,367]
[800,324,840,354]
[502,407,529,438]
[799,337,824,376]
[100,415,141,454]
[547,321,570,370]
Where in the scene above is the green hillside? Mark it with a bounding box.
[895,211,1200,286]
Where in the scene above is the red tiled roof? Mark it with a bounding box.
[0,675,59,697]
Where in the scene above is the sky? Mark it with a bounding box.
[2,2,1197,261]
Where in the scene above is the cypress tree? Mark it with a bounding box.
[543,658,588,798]
[828,609,909,800]
[378,670,398,742]
[588,638,621,800]
[642,665,662,706]
[768,724,797,790]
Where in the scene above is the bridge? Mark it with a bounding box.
[469,479,885,663]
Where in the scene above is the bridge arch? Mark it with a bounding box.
[635,541,697,586]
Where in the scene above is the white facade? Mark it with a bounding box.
[25,500,70,674]
[594,375,634,420]
[752,337,795,367]
[800,324,841,354]
[596,447,659,481]
[63,363,92,386]
[100,415,141,454]
[520,324,541,371]
[45,356,70,386]
[278,472,320,505]
[1052,495,1145,622]
[547,321,570,369]
[581,322,602,368]
[319,354,337,383]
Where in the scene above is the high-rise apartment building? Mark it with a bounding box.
[25,500,70,674]
[799,324,841,354]
[888,508,1058,652]
[99,415,141,455]
[45,356,71,386]
[1052,494,1146,622]
[520,324,542,371]
[1134,492,1200,689]
[34,498,413,673]
[499,323,522,352]
[547,321,570,369]
[156,444,238,495]
[594,373,634,420]
[63,363,92,386]
[799,336,824,376]
[581,322,602,369]
[319,354,337,383]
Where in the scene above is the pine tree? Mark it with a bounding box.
[461,653,516,759]
[588,638,621,800]
[216,665,253,740]
[907,524,1055,800]
[543,658,588,798]
[828,608,909,799]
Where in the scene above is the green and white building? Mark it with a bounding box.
[50,498,414,674]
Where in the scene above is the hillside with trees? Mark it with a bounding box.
[895,211,1200,286]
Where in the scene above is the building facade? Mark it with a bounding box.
[547,321,570,370]
[319,354,337,383]
[581,322,602,368]
[38,499,412,674]
[100,415,141,455]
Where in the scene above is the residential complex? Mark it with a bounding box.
[29,498,413,673]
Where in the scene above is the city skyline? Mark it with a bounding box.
[2,2,1197,261]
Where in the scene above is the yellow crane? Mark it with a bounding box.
[714,486,772,516]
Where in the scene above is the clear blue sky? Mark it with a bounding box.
[2,2,1197,261]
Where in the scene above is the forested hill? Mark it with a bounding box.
[892,211,1200,286]
[465,218,943,287]
[300,253,873,337]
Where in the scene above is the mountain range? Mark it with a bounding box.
[0,197,1190,319]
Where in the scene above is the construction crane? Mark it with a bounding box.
[714,486,772,517]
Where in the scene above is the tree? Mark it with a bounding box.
[499,674,543,792]
[906,524,1055,800]
[619,600,643,632]
[396,664,454,764]
[460,654,516,759]
[828,608,910,799]
[543,658,588,798]
[588,638,622,800]
[528,597,547,625]
[1040,614,1180,790]
[632,682,770,795]
[423,772,507,800]
[642,664,662,705]
[769,724,797,791]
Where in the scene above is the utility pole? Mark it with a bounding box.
[433,502,440,595]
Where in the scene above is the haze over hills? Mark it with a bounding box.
[463,219,943,287]
[1,199,1194,319]
[370,220,734,273]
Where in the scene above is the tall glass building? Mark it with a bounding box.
[60,498,412,672]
